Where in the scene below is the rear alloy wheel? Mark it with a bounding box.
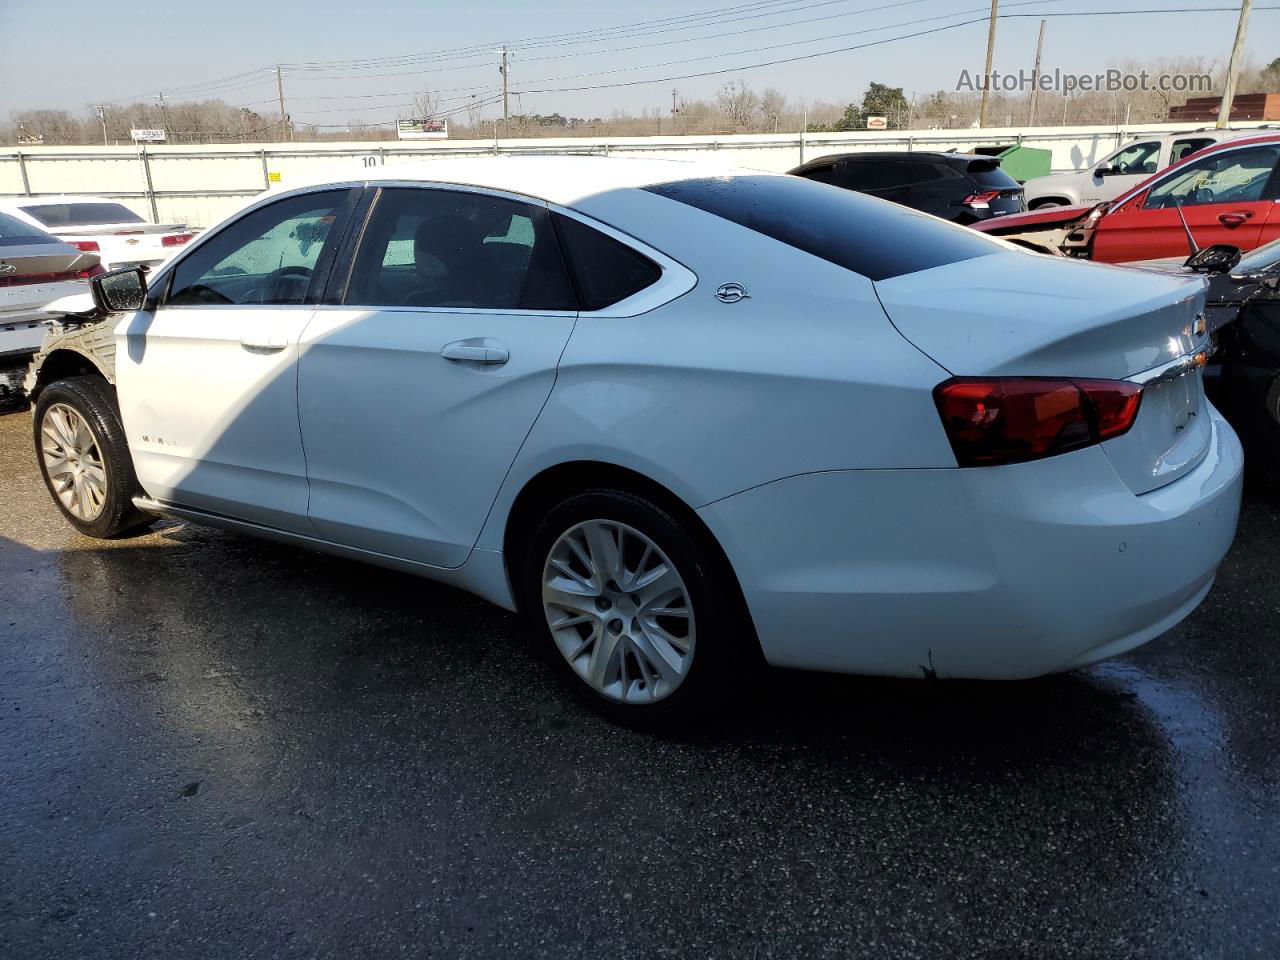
[33,377,147,538]
[543,519,696,704]
[526,489,747,720]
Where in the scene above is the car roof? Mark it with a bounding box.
[0,195,130,206]
[802,151,963,164]
[279,155,771,207]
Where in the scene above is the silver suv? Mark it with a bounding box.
[1023,129,1258,209]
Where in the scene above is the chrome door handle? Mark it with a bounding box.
[239,334,288,352]
[441,338,509,365]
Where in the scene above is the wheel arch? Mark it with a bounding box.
[501,459,762,657]
[27,347,114,401]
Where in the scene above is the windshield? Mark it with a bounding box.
[19,202,145,227]
[0,211,59,245]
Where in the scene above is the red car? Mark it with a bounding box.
[974,133,1280,262]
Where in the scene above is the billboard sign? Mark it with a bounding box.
[131,128,167,142]
[865,116,888,130]
[397,118,448,140]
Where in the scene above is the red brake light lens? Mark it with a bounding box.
[162,233,194,247]
[934,377,1143,467]
[963,191,1001,206]
[78,263,106,280]
[67,240,100,252]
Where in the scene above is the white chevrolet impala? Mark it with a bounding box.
[24,156,1243,719]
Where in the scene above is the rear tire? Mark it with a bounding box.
[522,489,748,723]
[33,376,148,538]
[1030,198,1068,210]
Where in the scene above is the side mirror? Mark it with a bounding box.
[1094,165,1116,177]
[90,267,148,314]
[1184,244,1242,274]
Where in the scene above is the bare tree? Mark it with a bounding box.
[716,80,759,129]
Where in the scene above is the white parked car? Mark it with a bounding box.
[0,211,102,361]
[1023,129,1250,209]
[23,157,1243,718]
[0,195,192,272]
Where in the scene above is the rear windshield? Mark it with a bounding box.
[0,211,58,245]
[644,175,1001,281]
[964,160,1021,189]
[20,202,145,227]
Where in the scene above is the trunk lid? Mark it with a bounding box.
[876,250,1213,494]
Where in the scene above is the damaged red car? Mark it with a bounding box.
[973,134,1280,263]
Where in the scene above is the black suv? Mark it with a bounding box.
[789,151,1025,223]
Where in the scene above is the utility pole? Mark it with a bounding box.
[671,88,679,115]
[155,92,172,141]
[1217,0,1253,128]
[500,46,509,136]
[1027,19,1046,127]
[95,104,108,145]
[978,0,998,127]
[276,65,291,142]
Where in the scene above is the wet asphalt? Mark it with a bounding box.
[2,401,1279,960]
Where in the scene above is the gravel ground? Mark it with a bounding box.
[2,401,1279,959]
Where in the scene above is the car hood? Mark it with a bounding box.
[971,204,1096,233]
[873,249,1208,380]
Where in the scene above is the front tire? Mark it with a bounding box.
[33,377,146,538]
[523,489,744,721]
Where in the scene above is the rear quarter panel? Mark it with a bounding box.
[476,189,956,551]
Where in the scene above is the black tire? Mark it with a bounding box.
[521,488,752,724]
[33,376,148,538]
[1029,198,1068,210]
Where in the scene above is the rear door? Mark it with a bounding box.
[115,187,358,531]
[296,185,582,568]
[1092,144,1280,263]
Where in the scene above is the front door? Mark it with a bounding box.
[1081,140,1162,204]
[297,185,580,568]
[1091,145,1280,263]
[115,188,357,530]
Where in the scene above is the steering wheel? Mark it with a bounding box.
[262,265,313,303]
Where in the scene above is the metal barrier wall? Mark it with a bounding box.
[1,121,1270,228]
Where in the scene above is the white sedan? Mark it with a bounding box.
[24,156,1243,719]
[0,195,192,272]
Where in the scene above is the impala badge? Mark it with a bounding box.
[715,282,749,304]
[0,263,16,276]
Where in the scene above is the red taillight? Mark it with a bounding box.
[162,233,194,247]
[963,190,1001,207]
[78,263,106,280]
[0,269,91,288]
[934,377,1143,467]
[67,240,100,252]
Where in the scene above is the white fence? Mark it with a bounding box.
[1,121,1270,228]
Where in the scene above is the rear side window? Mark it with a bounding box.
[841,163,908,191]
[20,202,145,227]
[554,214,661,310]
[347,188,576,311]
[645,175,1000,281]
[0,212,58,245]
[964,160,1020,189]
[1170,138,1215,164]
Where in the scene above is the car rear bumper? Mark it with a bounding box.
[698,403,1243,679]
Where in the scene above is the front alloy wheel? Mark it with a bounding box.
[542,519,696,704]
[40,402,108,522]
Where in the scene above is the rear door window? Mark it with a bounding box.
[346,187,576,311]
[19,202,145,227]
[645,175,1001,281]
[1170,138,1216,164]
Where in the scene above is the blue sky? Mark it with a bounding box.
[1,0,1274,127]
